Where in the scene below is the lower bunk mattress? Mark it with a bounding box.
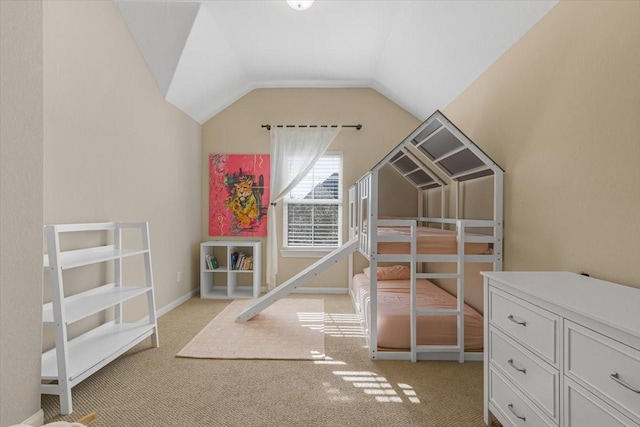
[351,273,484,351]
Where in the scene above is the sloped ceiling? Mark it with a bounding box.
[116,0,557,124]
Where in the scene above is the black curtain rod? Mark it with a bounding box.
[261,124,362,131]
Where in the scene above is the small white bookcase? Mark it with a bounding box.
[200,240,261,299]
[41,222,159,415]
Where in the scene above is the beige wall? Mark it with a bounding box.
[43,0,202,345]
[202,88,420,288]
[444,0,640,288]
[0,1,44,425]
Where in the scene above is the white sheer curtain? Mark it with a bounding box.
[266,126,341,289]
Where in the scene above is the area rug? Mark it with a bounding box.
[177,298,325,360]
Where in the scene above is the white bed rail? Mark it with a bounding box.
[358,174,372,260]
[368,218,500,362]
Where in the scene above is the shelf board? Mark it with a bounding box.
[202,268,254,273]
[229,288,257,298]
[44,246,149,269]
[42,284,151,324]
[200,287,229,299]
[200,286,259,299]
[202,267,229,273]
[41,322,155,382]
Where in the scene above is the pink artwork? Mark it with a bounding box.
[209,154,270,236]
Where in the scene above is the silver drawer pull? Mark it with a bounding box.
[508,358,527,374]
[507,403,526,421]
[610,372,640,393]
[507,314,527,326]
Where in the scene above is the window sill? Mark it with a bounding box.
[280,248,337,258]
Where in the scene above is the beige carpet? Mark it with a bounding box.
[177,298,325,360]
[43,295,488,427]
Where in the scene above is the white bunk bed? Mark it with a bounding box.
[350,110,503,362]
[238,111,503,363]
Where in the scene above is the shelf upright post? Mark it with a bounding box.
[44,225,73,415]
[114,223,123,324]
[141,222,159,347]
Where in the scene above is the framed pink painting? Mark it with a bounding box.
[209,154,270,236]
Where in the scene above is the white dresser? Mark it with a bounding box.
[482,272,640,427]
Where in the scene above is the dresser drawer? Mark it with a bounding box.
[565,321,640,423]
[489,366,556,427]
[564,378,639,427]
[489,288,560,366]
[490,328,560,422]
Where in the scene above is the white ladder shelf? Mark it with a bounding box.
[41,222,159,415]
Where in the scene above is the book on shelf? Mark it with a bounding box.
[230,251,253,271]
[230,251,239,270]
[205,253,218,270]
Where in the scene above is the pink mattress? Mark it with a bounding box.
[351,273,484,350]
[377,225,490,255]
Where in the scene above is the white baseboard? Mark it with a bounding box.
[152,286,345,321]
[291,287,348,294]
[157,288,199,318]
[19,408,43,427]
[135,288,198,325]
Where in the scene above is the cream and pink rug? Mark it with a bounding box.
[177,298,325,360]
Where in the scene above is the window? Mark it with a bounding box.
[283,153,342,249]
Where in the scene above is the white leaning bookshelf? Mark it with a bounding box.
[41,222,159,415]
[200,240,261,299]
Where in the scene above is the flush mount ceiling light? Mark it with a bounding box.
[286,0,315,11]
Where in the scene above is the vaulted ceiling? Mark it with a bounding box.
[116,0,557,124]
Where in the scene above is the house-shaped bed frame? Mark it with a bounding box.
[238,110,503,362]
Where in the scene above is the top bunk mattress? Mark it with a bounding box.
[376,225,490,255]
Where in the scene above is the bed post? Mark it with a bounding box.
[417,190,424,274]
[456,219,465,363]
[348,185,357,291]
[494,171,504,272]
[440,186,446,229]
[454,181,460,220]
[369,171,379,359]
